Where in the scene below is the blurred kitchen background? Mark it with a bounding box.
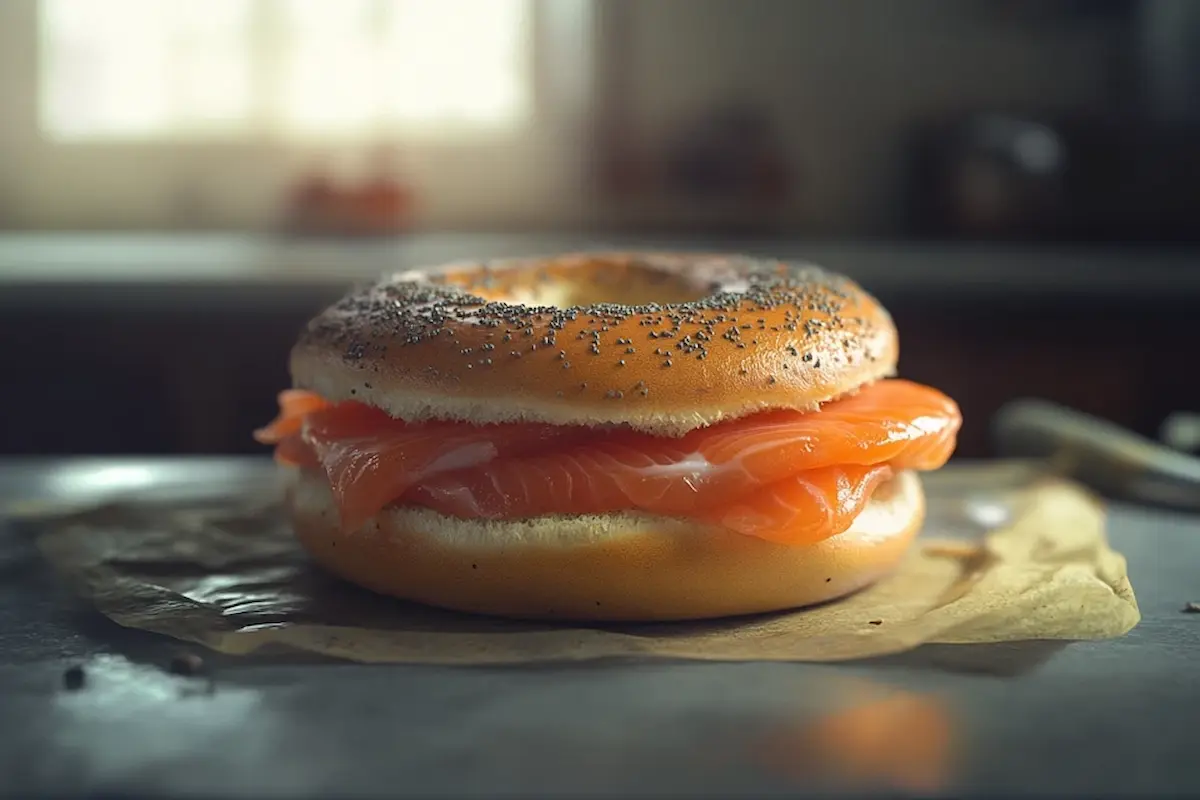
[1,0,1198,459]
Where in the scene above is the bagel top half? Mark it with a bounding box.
[290,252,898,436]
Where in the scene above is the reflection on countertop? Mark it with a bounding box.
[754,679,958,793]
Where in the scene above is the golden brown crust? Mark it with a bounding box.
[290,252,897,435]
[286,467,925,622]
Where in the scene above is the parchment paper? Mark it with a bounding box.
[32,471,1139,664]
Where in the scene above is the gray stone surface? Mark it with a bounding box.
[1,458,1198,797]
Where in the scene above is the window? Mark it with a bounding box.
[39,0,533,141]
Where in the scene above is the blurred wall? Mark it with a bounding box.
[0,0,1125,233]
[601,0,1123,233]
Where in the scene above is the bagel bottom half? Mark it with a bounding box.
[286,467,926,622]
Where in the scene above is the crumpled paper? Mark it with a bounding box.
[32,465,1139,664]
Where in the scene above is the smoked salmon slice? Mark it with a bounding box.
[409,460,896,546]
[256,379,961,543]
[253,389,330,445]
[690,380,960,473]
[366,379,957,538]
[301,402,593,533]
[697,463,895,544]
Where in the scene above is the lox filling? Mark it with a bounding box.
[256,379,961,546]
